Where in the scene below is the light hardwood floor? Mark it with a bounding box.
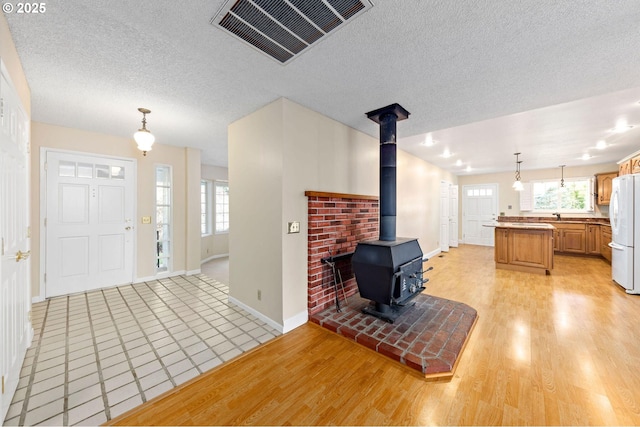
[106,245,640,425]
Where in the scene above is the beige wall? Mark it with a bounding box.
[201,165,229,261]
[229,100,284,326]
[457,163,619,232]
[229,98,456,330]
[31,122,201,299]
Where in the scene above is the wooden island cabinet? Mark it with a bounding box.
[498,218,612,263]
[494,223,554,275]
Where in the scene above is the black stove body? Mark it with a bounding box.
[352,103,428,323]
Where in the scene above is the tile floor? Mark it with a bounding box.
[3,269,280,426]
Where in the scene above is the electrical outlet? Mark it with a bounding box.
[287,221,300,234]
[257,290,262,301]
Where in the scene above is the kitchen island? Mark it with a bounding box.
[494,223,555,275]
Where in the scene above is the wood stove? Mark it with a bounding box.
[352,103,429,323]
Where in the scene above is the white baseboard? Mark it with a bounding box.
[201,253,229,264]
[134,270,187,284]
[282,310,308,333]
[424,247,441,260]
[228,296,284,333]
[186,268,201,275]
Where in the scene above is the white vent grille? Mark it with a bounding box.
[212,0,374,64]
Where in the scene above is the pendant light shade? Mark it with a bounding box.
[134,108,155,156]
[512,152,523,191]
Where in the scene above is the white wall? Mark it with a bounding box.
[201,165,229,261]
[229,98,456,331]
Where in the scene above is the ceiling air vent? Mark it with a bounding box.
[212,0,374,64]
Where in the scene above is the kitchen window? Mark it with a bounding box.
[525,177,594,213]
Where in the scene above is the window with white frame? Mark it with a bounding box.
[528,177,594,213]
[156,166,172,273]
[201,180,212,235]
[215,181,229,233]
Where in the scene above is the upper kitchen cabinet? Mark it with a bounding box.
[631,155,640,174]
[595,172,618,205]
[619,159,631,176]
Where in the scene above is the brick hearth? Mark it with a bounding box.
[310,292,478,378]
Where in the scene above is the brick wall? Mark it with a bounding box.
[306,192,379,314]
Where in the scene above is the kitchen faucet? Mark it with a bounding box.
[552,212,561,220]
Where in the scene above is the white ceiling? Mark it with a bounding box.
[5,0,640,174]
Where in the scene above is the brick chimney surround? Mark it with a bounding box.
[305,191,379,314]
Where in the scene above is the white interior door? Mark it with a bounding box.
[449,185,459,248]
[440,182,450,252]
[0,65,31,424]
[462,184,498,246]
[45,151,135,298]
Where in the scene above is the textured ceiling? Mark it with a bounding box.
[5,0,640,174]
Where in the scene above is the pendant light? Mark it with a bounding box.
[512,152,523,191]
[559,165,566,188]
[134,107,155,156]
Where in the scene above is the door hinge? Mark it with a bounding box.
[2,375,4,394]
[44,218,47,227]
[44,273,47,283]
[0,97,4,119]
[1,237,4,256]
[27,226,31,238]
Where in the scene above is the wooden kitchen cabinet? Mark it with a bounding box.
[495,228,509,264]
[619,159,632,176]
[601,225,612,262]
[632,155,640,174]
[595,172,618,205]
[586,224,601,255]
[554,223,586,254]
[494,225,554,275]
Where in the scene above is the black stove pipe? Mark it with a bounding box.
[366,103,410,241]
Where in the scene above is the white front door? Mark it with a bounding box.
[440,182,450,252]
[449,185,459,248]
[45,151,135,298]
[462,184,498,246]
[0,64,31,424]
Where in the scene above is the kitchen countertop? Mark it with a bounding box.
[498,216,610,225]
[488,222,555,230]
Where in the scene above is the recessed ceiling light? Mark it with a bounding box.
[421,134,437,147]
[596,140,607,150]
[465,166,472,172]
[455,159,463,167]
[612,124,634,133]
[581,153,591,161]
[441,149,453,158]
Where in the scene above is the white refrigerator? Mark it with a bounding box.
[610,174,640,294]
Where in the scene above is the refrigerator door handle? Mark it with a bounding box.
[608,242,626,250]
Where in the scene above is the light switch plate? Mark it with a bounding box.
[142,216,152,224]
[288,221,300,234]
